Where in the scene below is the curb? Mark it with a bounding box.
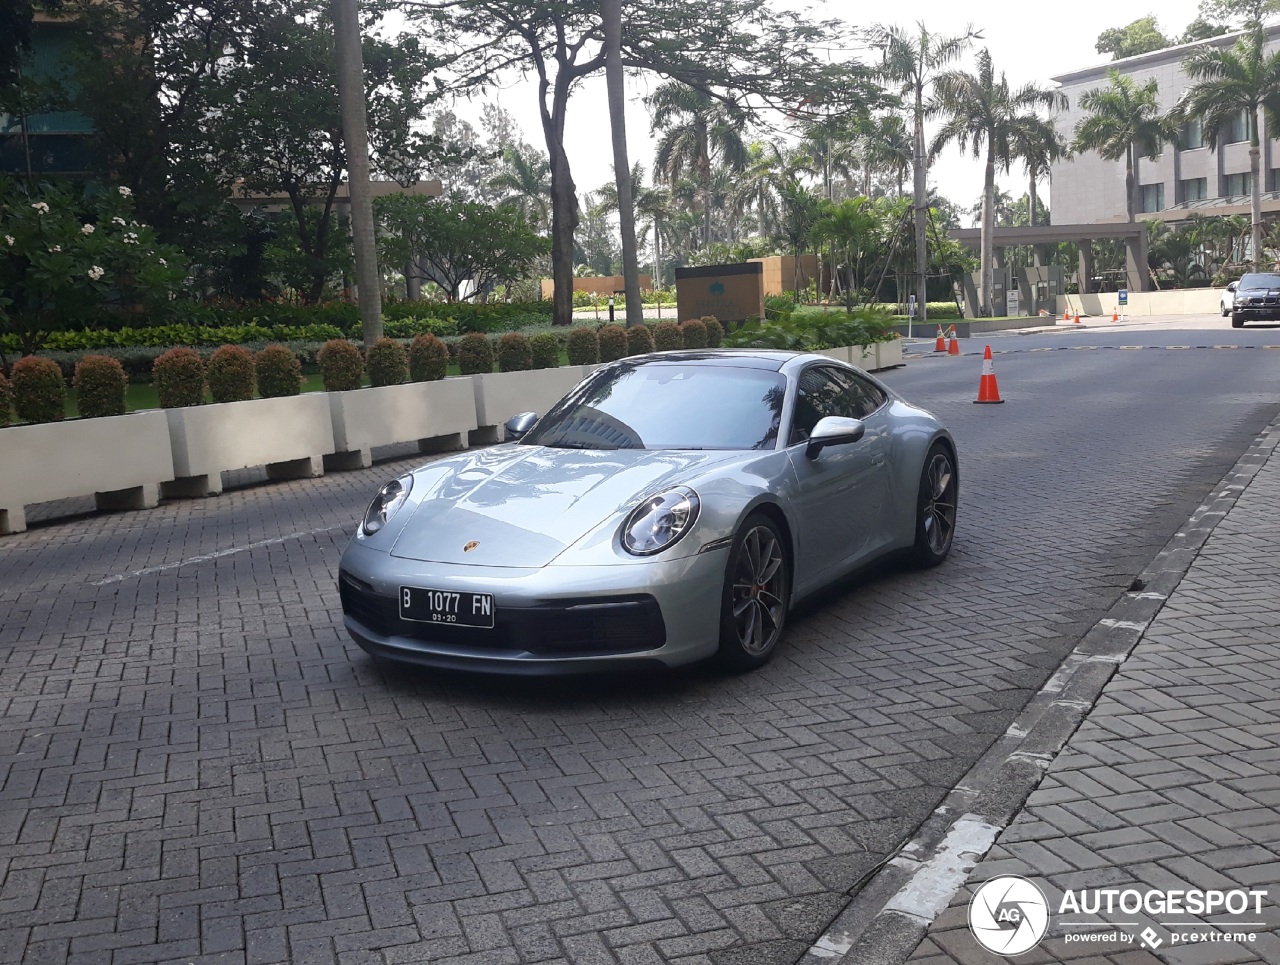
[801,414,1280,964]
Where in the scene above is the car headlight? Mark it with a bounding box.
[360,474,413,537]
[621,487,700,556]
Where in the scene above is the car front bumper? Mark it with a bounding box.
[337,539,727,673]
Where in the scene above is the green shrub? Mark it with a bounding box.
[625,324,654,356]
[317,339,365,391]
[152,348,205,408]
[11,356,66,424]
[702,317,723,347]
[566,327,599,365]
[597,325,627,362]
[207,345,257,403]
[74,355,128,418]
[679,319,708,349]
[0,371,12,427]
[653,322,683,352]
[457,332,494,374]
[366,337,409,387]
[529,331,561,369]
[496,332,533,372]
[255,345,302,398]
[408,333,449,381]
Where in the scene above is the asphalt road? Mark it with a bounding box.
[1,316,1278,965]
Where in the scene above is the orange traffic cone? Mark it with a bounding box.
[1112,310,1119,322]
[973,345,1004,404]
[947,325,960,356]
[1063,308,1070,321]
[1073,313,1081,324]
[934,325,947,352]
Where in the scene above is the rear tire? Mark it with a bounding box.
[1231,313,1245,329]
[912,443,958,567]
[716,514,790,672]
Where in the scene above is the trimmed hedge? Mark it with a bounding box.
[529,332,560,369]
[366,337,409,387]
[255,345,302,398]
[597,325,627,362]
[12,356,67,424]
[625,324,654,356]
[74,355,128,418]
[457,332,494,375]
[317,339,365,391]
[152,348,205,408]
[566,327,599,365]
[0,371,11,427]
[679,319,708,349]
[408,333,449,381]
[702,317,723,347]
[207,345,257,403]
[496,333,533,372]
[653,322,682,351]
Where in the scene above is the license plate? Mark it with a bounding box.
[399,586,495,628]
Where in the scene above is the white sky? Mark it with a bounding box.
[443,0,1205,220]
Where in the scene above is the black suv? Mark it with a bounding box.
[1230,272,1280,328]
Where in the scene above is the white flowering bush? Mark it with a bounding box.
[0,177,187,358]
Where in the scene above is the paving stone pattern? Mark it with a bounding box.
[0,347,1277,965]
[908,424,1280,965]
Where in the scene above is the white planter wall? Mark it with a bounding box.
[874,339,903,370]
[472,367,588,438]
[327,378,479,469]
[0,410,174,534]
[164,394,335,496]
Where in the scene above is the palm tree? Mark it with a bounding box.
[1180,22,1280,270]
[1073,69,1178,223]
[873,22,975,325]
[601,0,641,326]
[795,116,860,201]
[1012,113,1067,227]
[489,147,552,231]
[931,48,1065,316]
[861,114,913,196]
[331,0,381,343]
[733,142,791,240]
[648,81,748,248]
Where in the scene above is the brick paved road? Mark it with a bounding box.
[907,422,1280,965]
[1,341,1278,965]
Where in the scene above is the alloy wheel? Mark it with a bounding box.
[922,452,956,555]
[730,525,786,656]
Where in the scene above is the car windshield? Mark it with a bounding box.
[1238,273,1280,288]
[523,362,786,451]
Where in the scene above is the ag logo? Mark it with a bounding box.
[709,281,726,295]
[463,541,480,553]
[968,875,1049,956]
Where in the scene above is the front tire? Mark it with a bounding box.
[717,514,790,671]
[912,443,958,567]
[1231,313,1244,329]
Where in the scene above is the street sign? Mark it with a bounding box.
[908,294,916,318]
[1118,289,1129,306]
[1006,289,1020,316]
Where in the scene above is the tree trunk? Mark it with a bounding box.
[1029,169,1038,227]
[331,0,382,345]
[602,0,642,327]
[539,72,579,326]
[913,93,928,328]
[1125,145,1137,222]
[981,145,996,316]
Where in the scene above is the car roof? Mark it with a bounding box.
[618,350,795,371]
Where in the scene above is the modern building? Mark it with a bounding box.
[1050,23,1280,225]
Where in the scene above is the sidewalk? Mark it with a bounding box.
[822,418,1280,965]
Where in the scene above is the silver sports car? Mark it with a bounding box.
[337,350,957,674]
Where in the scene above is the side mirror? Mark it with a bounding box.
[504,411,538,442]
[1228,282,1238,291]
[805,416,865,459]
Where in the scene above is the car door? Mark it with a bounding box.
[785,365,891,591]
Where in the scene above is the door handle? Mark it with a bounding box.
[872,453,886,466]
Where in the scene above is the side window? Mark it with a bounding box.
[788,367,860,444]
[840,371,889,418]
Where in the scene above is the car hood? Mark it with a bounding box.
[389,444,738,567]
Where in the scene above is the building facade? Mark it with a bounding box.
[1050,23,1280,225]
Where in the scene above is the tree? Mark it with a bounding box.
[376,197,549,302]
[872,22,975,328]
[0,0,63,110]
[399,0,852,325]
[1073,69,1177,223]
[1011,112,1067,228]
[861,114,913,196]
[332,0,382,344]
[649,82,749,249]
[1095,16,1172,60]
[1181,21,1280,270]
[931,49,1064,316]
[489,147,553,231]
[795,115,860,201]
[1197,0,1280,30]
[602,0,642,327]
